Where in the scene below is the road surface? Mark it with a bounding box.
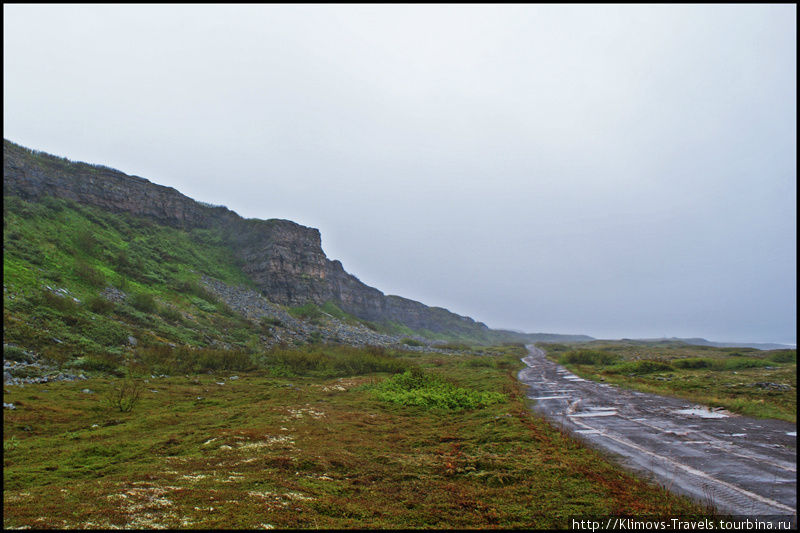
[518,345,796,520]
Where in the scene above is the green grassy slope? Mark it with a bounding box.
[4,194,266,371]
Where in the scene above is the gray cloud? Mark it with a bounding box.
[4,4,796,343]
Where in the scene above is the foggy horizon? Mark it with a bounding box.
[4,4,796,345]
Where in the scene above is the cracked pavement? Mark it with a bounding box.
[518,345,796,520]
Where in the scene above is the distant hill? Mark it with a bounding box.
[624,337,795,351]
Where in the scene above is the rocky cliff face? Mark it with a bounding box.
[3,139,492,337]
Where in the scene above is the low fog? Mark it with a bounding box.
[3,4,796,344]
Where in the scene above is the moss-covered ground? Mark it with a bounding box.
[3,345,711,529]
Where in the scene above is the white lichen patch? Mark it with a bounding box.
[285,405,326,420]
[247,490,314,509]
[283,491,313,501]
[4,492,33,503]
[179,474,208,482]
[317,384,347,392]
[105,485,178,528]
[238,435,295,450]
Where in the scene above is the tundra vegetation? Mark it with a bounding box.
[3,344,712,529]
[3,194,714,527]
[540,340,796,423]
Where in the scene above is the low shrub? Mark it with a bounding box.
[768,350,796,364]
[605,360,673,375]
[74,259,106,287]
[83,320,129,347]
[106,376,144,412]
[130,292,157,314]
[88,295,116,315]
[3,345,33,363]
[672,358,713,369]
[173,280,218,304]
[74,228,98,255]
[373,368,506,411]
[66,353,124,374]
[462,357,497,369]
[560,350,619,366]
[159,305,183,323]
[256,344,407,378]
[135,346,256,375]
[259,317,284,329]
[721,358,772,370]
[437,342,472,351]
[400,338,425,347]
[288,303,323,321]
[39,290,80,314]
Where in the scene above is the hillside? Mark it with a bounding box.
[1,141,719,528]
[4,139,590,347]
[3,139,593,380]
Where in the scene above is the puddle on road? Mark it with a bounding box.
[530,396,570,400]
[568,411,618,418]
[673,408,730,419]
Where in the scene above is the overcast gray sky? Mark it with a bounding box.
[4,4,796,344]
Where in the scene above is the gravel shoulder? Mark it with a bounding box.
[518,345,796,520]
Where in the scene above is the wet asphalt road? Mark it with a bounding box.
[517,345,797,519]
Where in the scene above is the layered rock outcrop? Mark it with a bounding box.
[3,139,492,336]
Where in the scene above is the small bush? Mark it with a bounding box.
[135,346,256,375]
[3,345,33,363]
[106,376,144,412]
[130,292,157,314]
[400,338,425,347]
[74,228,98,254]
[88,296,116,314]
[289,303,323,321]
[721,358,771,370]
[373,369,506,411]
[259,316,284,330]
[768,350,796,363]
[159,305,183,323]
[255,344,407,378]
[605,360,673,375]
[39,290,80,314]
[66,353,123,374]
[173,279,218,303]
[560,350,619,366]
[74,259,106,287]
[115,275,130,292]
[84,321,129,347]
[672,358,713,369]
[462,357,497,369]
[438,342,472,351]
